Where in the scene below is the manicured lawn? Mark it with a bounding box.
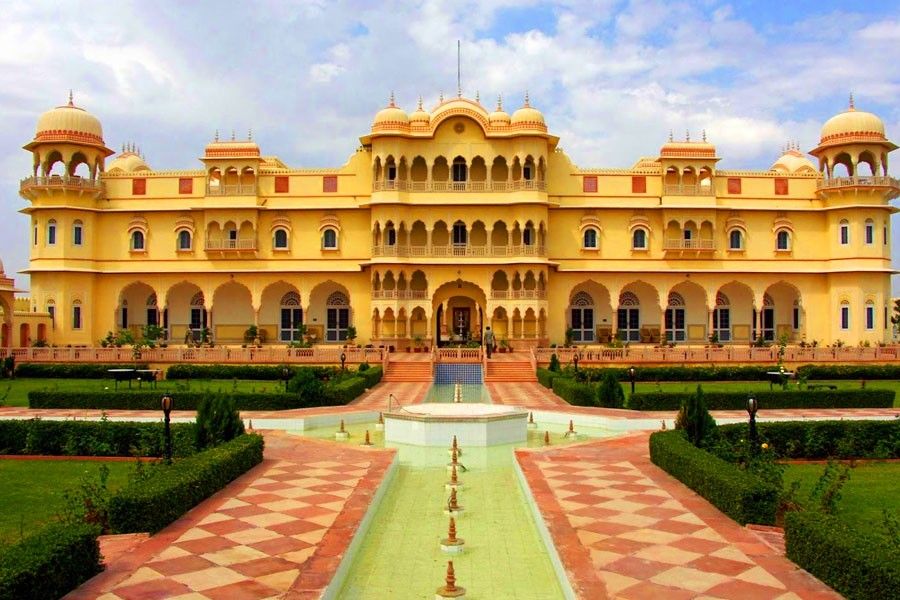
[0,459,134,544]
[632,380,900,407]
[782,462,900,532]
[0,378,288,407]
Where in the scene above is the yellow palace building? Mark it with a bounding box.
[6,91,898,350]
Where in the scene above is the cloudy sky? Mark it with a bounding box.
[1,0,898,292]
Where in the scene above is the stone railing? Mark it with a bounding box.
[434,347,482,363]
[205,238,257,251]
[0,346,385,364]
[372,244,546,258]
[663,184,715,196]
[663,238,716,251]
[20,175,104,194]
[372,179,546,192]
[817,176,900,190]
[371,290,429,300]
[490,289,547,300]
[534,345,900,364]
[205,184,257,196]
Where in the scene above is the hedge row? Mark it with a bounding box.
[627,389,895,411]
[0,420,196,457]
[649,430,778,525]
[14,363,149,379]
[785,511,900,600]
[717,420,900,460]
[0,523,102,600]
[29,391,303,411]
[551,377,598,407]
[108,434,264,534]
[536,368,560,389]
[166,364,312,380]
[795,363,900,381]
[567,363,900,382]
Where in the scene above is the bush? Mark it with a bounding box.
[0,522,102,600]
[29,390,303,411]
[716,420,900,460]
[548,353,561,372]
[195,395,245,449]
[649,430,778,525]
[785,511,900,600]
[108,434,264,533]
[628,389,894,411]
[287,369,324,401]
[324,377,368,404]
[358,365,383,389]
[536,368,559,389]
[552,377,598,407]
[597,371,625,408]
[574,364,900,382]
[0,419,196,457]
[166,364,299,380]
[796,364,900,381]
[674,385,717,446]
[14,363,149,379]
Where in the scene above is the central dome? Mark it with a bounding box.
[510,94,545,128]
[372,94,409,129]
[33,93,104,146]
[819,98,886,144]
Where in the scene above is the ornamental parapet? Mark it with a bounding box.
[663,184,715,196]
[372,179,546,192]
[205,184,257,196]
[816,175,899,190]
[372,244,546,258]
[20,175,104,197]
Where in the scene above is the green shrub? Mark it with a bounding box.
[649,430,777,525]
[108,434,264,534]
[548,353,561,372]
[324,377,368,404]
[715,421,900,460]
[0,522,101,600]
[287,368,325,401]
[552,377,598,407]
[572,364,900,382]
[195,395,245,449]
[14,363,148,379]
[597,371,625,408]
[628,389,894,411]
[358,365,383,389]
[785,511,900,600]
[796,363,900,381]
[536,368,559,389]
[166,364,315,380]
[674,385,717,446]
[29,390,303,411]
[0,419,196,457]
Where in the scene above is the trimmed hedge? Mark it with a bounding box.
[785,511,900,600]
[628,389,894,411]
[717,420,900,460]
[29,391,303,411]
[551,377,598,407]
[14,363,149,379]
[0,522,102,600]
[795,363,900,381]
[358,365,383,389]
[573,363,900,382]
[536,367,560,389]
[108,434,264,533]
[0,419,196,457]
[649,430,778,525]
[166,364,311,380]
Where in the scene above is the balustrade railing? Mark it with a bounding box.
[533,345,900,364]
[372,179,546,193]
[20,175,104,193]
[663,184,715,196]
[663,238,716,251]
[0,346,386,364]
[434,347,482,363]
[817,176,900,189]
[205,238,257,251]
[371,290,429,300]
[372,244,546,258]
[490,289,547,300]
[205,184,257,196]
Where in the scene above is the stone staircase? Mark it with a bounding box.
[383,360,433,382]
[484,360,537,382]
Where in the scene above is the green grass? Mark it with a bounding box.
[0,378,288,407]
[0,459,134,544]
[783,462,900,532]
[631,380,900,407]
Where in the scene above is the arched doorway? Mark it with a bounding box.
[431,279,487,346]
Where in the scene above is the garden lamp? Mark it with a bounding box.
[572,353,579,372]
[282,366,290,391]
[629,366,636,395]
[747,393,759,451]
[161,394,174,464]
[340,352,347,370]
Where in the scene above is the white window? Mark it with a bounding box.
[583,228,598,249]
[177,230,192,251]
[72,300,82,330]
[865,219,874,245]
[73,221,83,246]
[728,229,743,250]
[131,230,145,251]
[273,228,289,250]
[840,302,850,330]
[322,228,338,249]
[865,302,875,330]
[632,228,648,250]
[839,219,849,245]
[47,220,57,245]
[776,229,791,251]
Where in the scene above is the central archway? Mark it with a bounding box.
[431,279,487,346]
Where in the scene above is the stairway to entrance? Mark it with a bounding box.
[383,359,433,382]
[484,359,537,382]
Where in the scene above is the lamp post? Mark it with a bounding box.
[628,366,636,395]
[340,352,347,371]
[161,394,174,464]
[282,367,290,392]
[747,393,759,453]
[572,353,579,373]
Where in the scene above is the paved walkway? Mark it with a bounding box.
[516,433,840,600]
[487,381,568,408]
[67,432,394,600]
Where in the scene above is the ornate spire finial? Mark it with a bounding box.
[702,129,707,142]
[668,129,674,142]
[248,128,253,141]
[524,90,530,107]
[68,90,74,107]
[475,90,479,103]
[231,129,235,141]
[214,129,219,142]
[389,91,395,107]
[439,90,444,103]
[848,92,855,110]
[121,143,125,154]
[685,129,691,142]
[497,94,503,111]
[417,95,423,110]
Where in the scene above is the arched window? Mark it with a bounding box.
[177,230,192,251]
[326,291,350,342]
[322,228,338,249]
[72,221,84,246]
[46,299,56,326]
[146,294,159,327]
[776,229,791,251]
[728,229,743,251]
[617,291,640,342]
[632,228,648,250]
[713,292,731,341]
[840,300,850,331]
[280,291,303,341]
[47,220,57,246]
[452,157,467,182]
[839,219,849,245]
[583,228,598,249]
[665,292,686,342]
[569,291,594,342]
[865,300,875,330]
[452,221,467,246]
[385,223,396,246]
[131,230,145,251]
[864,219,874,245]
[273,228,289,250]
[523,222,536,246]
[72,300,82,330]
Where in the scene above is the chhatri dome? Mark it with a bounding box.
[409,97,430,127]
[510,92,545,128]
[488,95,511,126]
[32,91,105,148]
[372,93,409,129]
[818,94,890,148]
[771,143,816,174]
[107,144,151,173]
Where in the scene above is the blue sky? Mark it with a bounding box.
[0,0,898,292]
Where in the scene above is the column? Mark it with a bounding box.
[708,307,715,342]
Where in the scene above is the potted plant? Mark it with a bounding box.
[499,338,509,353]
[413,334,423,353]
[345,325,358,348]
[564,327,574,348]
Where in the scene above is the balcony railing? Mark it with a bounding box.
[663,238,716,251]
[490,289,547,300]
[534,345,900,365]
[372,179,546,192]
[205,238,257,251]
[20,175,104,194]
[206,184,257,196]
[663,183,715,196]
[371,290,429,300]
[371,244,546,258]
[0,346,385,365]
[817,176,900,190]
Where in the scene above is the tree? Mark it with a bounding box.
[195,395,245,449]
[548,353,561,372]
[891,298,900,338]
[597,370,625,408]
[675,385,717,447]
